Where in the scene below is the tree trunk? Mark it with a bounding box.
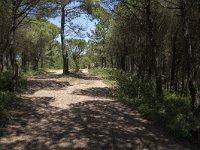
[104,57,107,68]
[49,44,54,67]
[22,52,27,72]
[101,56,103,68]
[9,1,19,84]
[41,55,44,68]
[120,55,126,71]
[33,57,39,70]
[121,39,127,71]
[9,28,16,69]
[170,30,178,90]
[0,52,3,72]
[180,0,200,116]
[145,0,163,96]
[75,60,79,72]
[110,55,113,68]
[5,51,9,70]
[61,3,69,75]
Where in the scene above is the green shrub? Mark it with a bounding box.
[0,92,15,128]
[90,68,117,85]
[0,71,27,92]
[90,68,199,138]
[0,71,26,134]
[21,68,47,77]
[0,71,13,91]
[161,94,194,137]
[115,71,155,99]
[16,76,27,92]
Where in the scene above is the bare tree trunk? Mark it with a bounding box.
[61,3,69,75]
[8,1,20,90]
[145,0,163,96]
[180,0,200,116]
[110,55,113,68]
[33,57,39,70]
[0,51,3,72]
[104,57,107,68]
[170,30,178,90]
[21,52,27,72]
[120,38,127,71]
[49,44,54,67]
[101,56,104,68]
[41,56,44,68]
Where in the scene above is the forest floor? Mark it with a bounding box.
[0,69,198,150]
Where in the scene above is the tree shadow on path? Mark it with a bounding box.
[69,72,100,81]
[0,98,197,150]
[72,87,112,98]
[0,71,198,150]
[25,79,70,94]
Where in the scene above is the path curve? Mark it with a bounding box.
[0,70,197,150]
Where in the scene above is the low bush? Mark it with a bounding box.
[0,92,15,128]
[0,71,27,134]
[0,71,27,92]
[89,68,117,85]
[91,68,199,138]
[21,68,47,77]
[0,71,13,91]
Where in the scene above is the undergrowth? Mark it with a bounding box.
[0,92,15,129]
[89,68,117,86]
[0,71,27,134]
[90,68,200,138]
[21,68,47,77]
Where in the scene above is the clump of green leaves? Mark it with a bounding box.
[0,71,27,92]
[91,68,199,138]
[0,71,27,134]
[0,71,13,91]
[22,68,47,77]
[90,68,117,85]
[0,92,15,128]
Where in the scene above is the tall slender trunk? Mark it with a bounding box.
[104,57,107,68]
[121,38,127,71]
[22,52,27,72]
[41,55,44,68]
[9,30,15,69]
[0,51,3,72]
[145,0,163,96]
[101,55,104,68]
[9,0,19,87]
[110,55,113,68]
[49,44,54,67]
[61,3,68,75]
[180,0,200,116]
[170,30,178,90]
[33,57,39,70]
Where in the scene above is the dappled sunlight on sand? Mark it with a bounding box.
[0,70,195,150]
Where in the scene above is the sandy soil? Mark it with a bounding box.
[0,70,197,150]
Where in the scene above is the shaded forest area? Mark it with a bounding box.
[0,0,200,146]
[88,0,200,142]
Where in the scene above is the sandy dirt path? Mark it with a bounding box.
[0,70,197,150]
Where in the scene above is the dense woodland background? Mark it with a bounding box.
[0,0,200,144]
